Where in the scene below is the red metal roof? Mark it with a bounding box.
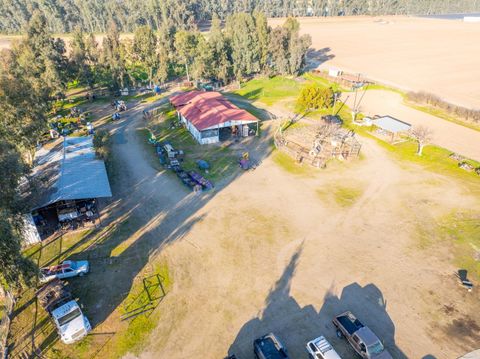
[169,91,258,131]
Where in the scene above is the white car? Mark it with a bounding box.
[306,336,342,359]
[40,260,89,283]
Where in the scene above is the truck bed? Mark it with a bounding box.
[335,312,364,335]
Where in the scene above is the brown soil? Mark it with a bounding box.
[345,89,480,161]
[269,16,480,110]
[105,101,480,359]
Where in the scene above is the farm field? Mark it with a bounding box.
[7,78,480,359]
[269,16,480,110]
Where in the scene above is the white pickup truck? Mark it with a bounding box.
[306,336,342,359]
[40,260,89,283]
[37,279,91,344]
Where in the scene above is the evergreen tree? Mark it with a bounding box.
[253,12,270,73]
[70,27,97,88]
[101,21,129,91]
[225,13,260,81]
[175,30,199,82]
[133,25,158,86]
[208,15,232,84]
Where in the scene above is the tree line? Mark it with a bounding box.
[71,13,312,90]
[0,12,310,289]
[1,0,480,34]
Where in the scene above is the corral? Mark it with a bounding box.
[275,121,361,168]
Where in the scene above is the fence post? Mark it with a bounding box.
[0,290,14,359]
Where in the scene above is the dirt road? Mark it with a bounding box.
[101,98,480,359]
[269,16,480,110]
[345,89,480,161]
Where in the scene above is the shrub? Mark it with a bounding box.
[407,91,480,123]
[93,130,110,160]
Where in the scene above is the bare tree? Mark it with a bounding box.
[410,126,433,156]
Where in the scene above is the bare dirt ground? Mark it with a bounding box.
[345,89,480,161]
[269,16,480,110]
[105,101,480,359]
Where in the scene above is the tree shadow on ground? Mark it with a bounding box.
[9,95,276,357]
[228,244,407,359]
[305,47,335,71]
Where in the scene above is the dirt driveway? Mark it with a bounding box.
[345,89,480,161]
[102,98,480,359]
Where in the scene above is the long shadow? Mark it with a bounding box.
[305,47,335,71]
[228,247,407,358]
[11,93,275,356]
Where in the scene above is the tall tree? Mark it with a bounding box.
[12,12,68,99]
[70,27,98,88]
[133,25,158,86]
[191,35,213,81]
[253,12,270,73]
[269,26,290,75]
[207,15,232,84]
[225,13,260,81]
[174,30,199,82]
[0,141,36,290]
[101,21,129,91]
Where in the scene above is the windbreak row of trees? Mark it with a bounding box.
[1,0,479,33]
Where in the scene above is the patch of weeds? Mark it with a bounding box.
[317,185,364,208]
[109,261,171,358]
[437,212,480,280]
[272,150,311,176]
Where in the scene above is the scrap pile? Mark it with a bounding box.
[49,107,87,138]
[449,153,480,175]
[149,136,213,192]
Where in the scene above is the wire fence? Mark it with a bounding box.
[0,290,14,359]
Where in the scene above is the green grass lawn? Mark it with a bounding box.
[272,150,312,176]
[234,73,344,107]
[143,105,240,183]
[13,224,172,359]
[234,76,302,105]
[416,211,480,281]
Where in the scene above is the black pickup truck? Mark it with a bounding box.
[333,311,392,359]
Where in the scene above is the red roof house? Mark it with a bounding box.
[169,91,258,144]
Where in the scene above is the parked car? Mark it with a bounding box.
[306,336,342,359]
[37,279,91,344]
[254,333,289,359]
[40,260,89,283]
[332,311,392,359]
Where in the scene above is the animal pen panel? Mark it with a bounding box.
[274,123,361,168]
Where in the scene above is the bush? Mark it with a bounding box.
[93,130,110,160]
[407,91,480,123]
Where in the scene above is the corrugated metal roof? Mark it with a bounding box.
[170,91,258,131]
[459,350,480,359]
[373,116,411,133]
[32,136,112,210]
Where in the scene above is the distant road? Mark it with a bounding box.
[269,16,480,110]
[346,89,480,161]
